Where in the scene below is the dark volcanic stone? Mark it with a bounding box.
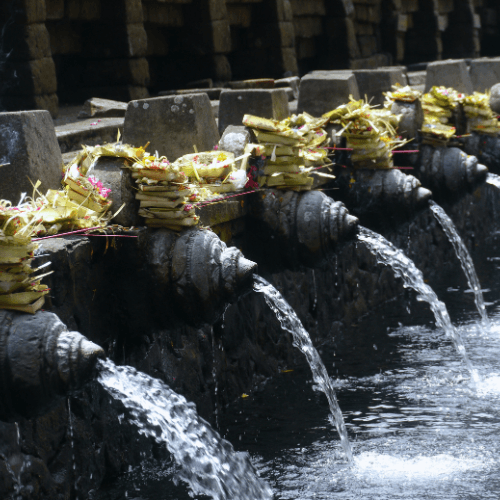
[0,110,63,203]
[122,94,220,161]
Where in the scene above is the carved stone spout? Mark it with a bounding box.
[0,310,104,419]
[249,189,358,268]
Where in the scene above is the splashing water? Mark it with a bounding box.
[429,201,489,326]
[486,172,500,189]
[253,275,353,462]
[97,358,273,500]
[357,227,480,385]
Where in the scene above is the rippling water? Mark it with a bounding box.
[97,240,500,500]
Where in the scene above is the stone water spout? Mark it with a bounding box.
[249,189,358,268]
[144,228,258,325]
[463,133,500,174]
[417,145,488,196]
[0,310,104,419]
[333,167,432,226]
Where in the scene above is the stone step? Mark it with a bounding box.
[55,117,124,154]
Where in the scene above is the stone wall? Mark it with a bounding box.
[44,0,149,103]
[0,0,496,116]
[1,177,499,499]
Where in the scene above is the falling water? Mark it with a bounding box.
[97,358,273,500]
[358,226,480,384]
[253,275,354,462]
[429,201,489,326]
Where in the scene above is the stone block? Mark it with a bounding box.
[489,83,500,114]
[93,158,140,227]
[401,0,418,12]
[55,118,124,154]
[354,21,374,36]
[281,47,299,75]
[122,94,220,161]
[219,125,252,167]
[407,70,426,86]
[211,100,219,119]
[208,0,229,21]
[346,18,361,59]
[78,98,128,119]
[293,17,323,38]
[45,0,64,20]
[82,58,150,87]
[159,88,223,100]
[218,89,289,135]
[353,67,407,106]
[1,93,59,118]
[424,59,473,94]
[227,79,275,89]
[143,3,183,26]
[144,26,169,56]
[390,99,423,140]
[63,85,149,104]
[297,38,316,60]
[0,0,46,24]
[277,21,295,48]
[435,0,453,13]
[84,23,147,58]
[228,4,252,27]
[201,20,232,53]
[67,0,101,20]
[276,0,294,22]
[122,0,144,24]
[2,23,51,61]
[212,54,232,81]
[469,58,500,93]
[298,72,360,116]
[2,57,57,96]
[0,111,63,204]
[290,0,326,16]
[275,76,300,99]
[357,35,377,58]
[349,53,390,69]
[126,24,148,58]
[47,22,82,55]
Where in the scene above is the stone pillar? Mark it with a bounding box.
[144,0,232,90]
[352,0,381,62]
[379,0,405,64]
[0,0,59,117]
[480,0,500,57]
[404,0,442,63]
[226,0,298,80]
[45,0,149,103]
[442,0,481,59]
[323,0,358,69]
[289,0,326,74]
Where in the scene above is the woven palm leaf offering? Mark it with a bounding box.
[323,98,407,169]
[128,153,200,230]
[385,84,422,104]
[462,91,500,136]
[63,159,113,215]
[421,86,463,143]
[0,199,51,313]
[126,146,249,230]
[242,113,334,191]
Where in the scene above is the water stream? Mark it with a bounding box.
[429,200,489,326]
[486,172,500,189]
[357,227,480,385]
[97,358,272,500]
[253,275,354,462]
